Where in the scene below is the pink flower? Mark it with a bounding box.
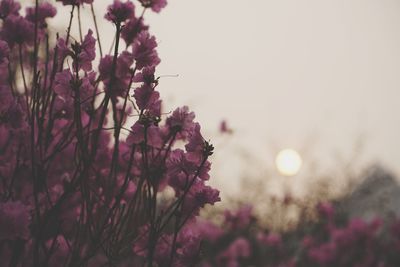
[56,37,71,61]
[0,85,14,112]
[99,51,134,97]
[75,30,96,72]
[133,225,173,263]
[80,72,96,109]
[1,15,34,47]
[307,242,337,265]
[185,123,209,163]
[194,220,224,243]
[139,0,167,13]
[224,205,253,230]
[167,149,211,183]
[105,0,135,24]
[54,69,74,98]
[193,184,220,206]
[133,66,156,85]
[122,16,149,46]
[132,31,160,70]
[348,218,369,236]
[176,226,202,264]
[133,83,160,111]
[2,101,26,129]
[126,121,163,148]
[166,106,196,139]
[181,181,220,216]
[0,40,10,68]
[219,237,251,265]
[57,30,96,72]
[25,2,57,27]
[0,0,21,19]
[0,201,30,240]
[265,233,282,247]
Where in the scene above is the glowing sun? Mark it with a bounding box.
[275,149,302,176]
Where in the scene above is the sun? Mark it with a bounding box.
[275,149,302,176]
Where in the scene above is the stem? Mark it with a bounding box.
[30,1,42,260]
[90,3,103,58]
[18,44,30,119]
[77,5,83,42]
[90,23,121,156]
[158,157,208,234]
[65,5,75,46]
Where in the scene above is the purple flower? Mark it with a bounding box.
[133,66,157,85]
[54,69,74,98]
[0,86,13,113]
[99,51,134,97]
[166,106,196,139]
[126,121,163,147]
[132,31,160,70]
[57,30,96,72]
[307,242,337,265]
[25,2,57,27]
[139,0,167,13]
[54,69,95,109]
[0,0,21,19]
[133,83,160,111]
[0,1,220,264]
[115,51,134,77]
[76,30,96,72]
[258,233,282,248]
[167,149,211,189]
[147,98,162,117]
[195,220,224,243]
[133,225,173,262]
[56,37,71,61]
[224,205,253,230]
[218,237,251,265]
[80,72,96,109]
[56,0,93,6]
[0,201,30,240]
[0,40,10,68]
[185,123,209,163]
[181,181,220,217]
[1,101,27,129]
[105,0,135,24]
[193,184,220,207]
[1,15,34,47]
[121,16,149,46]
[176,226,202,264]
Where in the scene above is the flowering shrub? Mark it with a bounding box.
[197,202,400,267]
[0,0,220,266]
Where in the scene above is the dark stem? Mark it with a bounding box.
[90,3,103,58]
[77,5,83,42]
[65,5,76,46]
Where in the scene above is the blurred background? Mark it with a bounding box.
[49,0,400,212]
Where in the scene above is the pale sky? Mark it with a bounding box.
[50,0,400,196]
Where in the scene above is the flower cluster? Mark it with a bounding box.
[196,202,400,267]
[0,0,219,266]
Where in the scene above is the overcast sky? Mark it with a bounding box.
[51,0,400,196]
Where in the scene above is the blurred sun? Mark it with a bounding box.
[275,149,302,176]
